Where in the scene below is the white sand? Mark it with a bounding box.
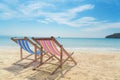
[0,48,120,80]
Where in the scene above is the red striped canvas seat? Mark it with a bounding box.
[37,39,66,57]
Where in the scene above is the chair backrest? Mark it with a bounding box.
[32,37,66,57]
[17,39,34,54]
[37,39,60,56]
[11,37,40,54]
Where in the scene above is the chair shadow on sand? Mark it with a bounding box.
[26,62,75,80]
[3,61,75,80]
[3,62,32,75]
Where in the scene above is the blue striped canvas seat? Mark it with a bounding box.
[17,40,40,54]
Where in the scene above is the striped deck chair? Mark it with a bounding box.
[32,36,77,74]
[11,37,43,68]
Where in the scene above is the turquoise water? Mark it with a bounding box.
[0,36,120,50]
[57,38,120,49]
[0,36,13,47]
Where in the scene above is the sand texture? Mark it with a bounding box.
[0,48,120,80]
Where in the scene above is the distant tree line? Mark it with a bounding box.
[106,33,120,38]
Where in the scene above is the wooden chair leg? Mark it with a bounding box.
[20,47,23,59]
[51,53,75,75]
[67,52,77,65]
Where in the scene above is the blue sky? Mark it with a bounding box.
[0,0,120,38]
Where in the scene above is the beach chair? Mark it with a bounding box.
[32,36,77,74]
[11,37,44,68]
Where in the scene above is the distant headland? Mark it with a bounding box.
[105,33,120,38]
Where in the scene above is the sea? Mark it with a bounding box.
[0,36,120,51]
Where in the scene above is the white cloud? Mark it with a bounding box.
[70,17,99,27]
[42,4,95,27]
[0,1,55,19]
[37,18,53,24]
[19,2,54,16]
[2,1,120,32]
[68,4,94,14]
[0,1,94,22]
[45,18,53,22]
[37,20,49,24]
[0,3,17,19]
[82,22,120,31]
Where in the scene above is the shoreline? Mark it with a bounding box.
[0,46,120,54]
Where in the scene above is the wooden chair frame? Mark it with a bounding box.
[11,37,44,68]
[32,36,77,74]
